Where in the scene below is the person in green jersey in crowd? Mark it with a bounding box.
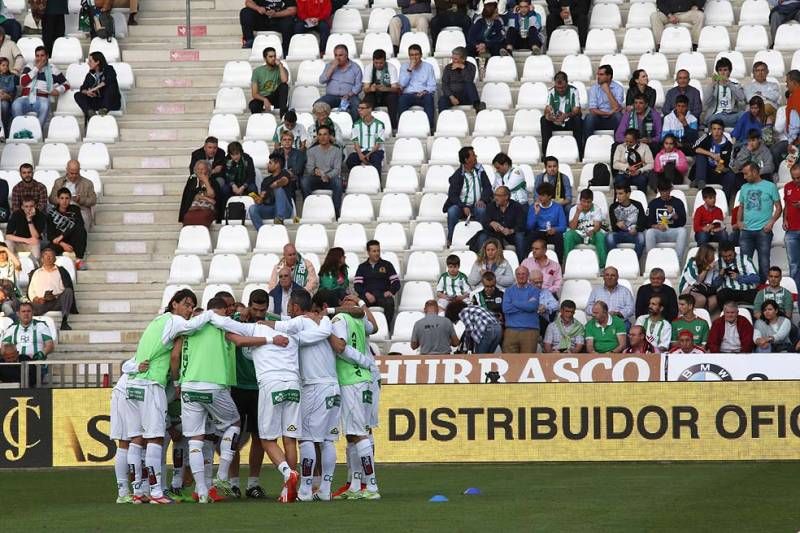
[670,294,710,349]
[126,288,214,505]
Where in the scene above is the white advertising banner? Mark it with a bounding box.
[666,353,800,381]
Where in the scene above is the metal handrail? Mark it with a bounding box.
[0,359,124,388]
[185,0,192,49]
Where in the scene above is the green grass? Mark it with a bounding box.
[0,463,798,532]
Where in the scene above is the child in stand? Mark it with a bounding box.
[436,254,471,311]
[693,186,729,245]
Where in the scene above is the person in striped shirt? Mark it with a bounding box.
[345,100,385,175]
[0,301,54,385]
[712,241,760,308]
[436,254,471,311]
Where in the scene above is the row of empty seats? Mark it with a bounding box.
[8,115,119,144]
[0,142,110,171]
[17,36,122,65]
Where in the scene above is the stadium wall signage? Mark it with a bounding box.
[666,354,800,381]
[0,390,52,468]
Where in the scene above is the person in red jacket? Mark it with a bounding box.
[693,186,729,245]
[294,0,332,54]
[706,301,755,353]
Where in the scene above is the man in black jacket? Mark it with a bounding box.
[472,186,526,260]
[606,183,647,257]
[635,268,679,322]
[442,146,493,247]
[651,0,705,50]
[439,47,485,112]
[545,0,590,48]
[189,136,227,184]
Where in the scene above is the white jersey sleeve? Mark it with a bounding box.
[296,316,332,346]
[331,317,348,340]
[339,344,373,369]
[162,311,213,344]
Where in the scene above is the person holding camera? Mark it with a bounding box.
[27,246,76,331]
[712,241,760,308]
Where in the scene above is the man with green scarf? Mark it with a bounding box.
[615,94,663,154]
[269,243,319,293]
[541,71,583,160]
[543,300,585,353]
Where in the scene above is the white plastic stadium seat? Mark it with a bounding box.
[373,222,408,251]
[333,223,368,251]
[296,59,326,86]
[112,62,135,90]
[367,8,397,33]
[17,37,43,64]
[360,32,394,59]
[450,221,483,250]
[175,226,212,254]
[697,26,730,53]
[774,23,800,52]
[34,170,58,194]
[391,311,424,341]
[473,109,507,137]
[290,86,321,114]
[521,55,555,83]
[241,141,269,168]
[417,193,447,222]
[54,89,83,117]
[511,109,542,135]
[46,115,81,143]
[324,33,358,60]
[301,195,336,223]
[471,136,502,165]
[390,138,425,165]
[168,255,204,284]
[484,56,518,82]
[384,165,418,193]
[563,249,600,279]
[339,194,375,222]
[584,28,617,55]
[250,34,284,61]
[347,166,381,194]
[254,224,290,253]
[77,142,111,170]
[214,87,247,114]
[65,62,90,88]
[561,54,593,82]
[481,82,513,110]
[434,29,466,58]
[435,109,469,137]
[208,113,241,141]
[294,224,330,254]
[600,54,631,81]
[621,28,655,55]
[659,26,691,54]
[583,135,614,164]
[221,61,252,88]
[288,34,320,60]
[1,143,32,170]
[738,0,769,25]
[606,248,639,279]
[735,25,769,52]
[215,225,251,254]
[644,248,680,278]
[9,116,43,143]
[676,52,708,80]
[410,222,446,250]
[429,137,461,165]
[590,3,622,28]
[202,284,235,309]
[247,253,280,282]
[399,281,435,311]
[397,110,431,137]
[84,115,119,143]
[397,31,430,58]
[378,193,414,221]
[637,52,669,81]
[51,36,83,65]
[36,143,70,170]
[404,251,440,282]
[546,136,580,164]
[703,0,734,26]
[89,37,120,63]
[560,279,593,309]
[547,28,581,55]
[332,8,363,33]
[516,82,549,110]
[626,2,657,28]
[507,136,541,164]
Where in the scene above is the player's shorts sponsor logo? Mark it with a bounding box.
[677,363,733,382]
[287,425,297,432]
[0,390,52,468]
[182,391,213,404]
[330,427,339,434]
[325,394,341,409]
[362,390,373,405]
[126,387,145,401]
[272,389,300,405]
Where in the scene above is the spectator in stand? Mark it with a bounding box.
[663,70,702,119]
[731,97,769,148]
[179,160,220,226]
[585,300,626,353]
[190,136,226,184]
[492,153,528,205]
[753,267,794,320]
[692,119,734,194]
[411,300,459,354]
[531,270,559,334]
[362,50,400,130]
[730,131,775,191]
[545,0,590,48]
[769,0,800,47]
[443,146,492,247]
[772,70,800,167]
[745,62,780,128]
[521,238,562,296]
[784,163,800,290]
[12,164,47,214]
[49,160,97,229]
[273,110,309,150]
[268,267,301,317]
[445,300,503,353]
[703,57,746,127]
[389,0,432,56]
[268,243,318,293]
[585,266,635,325]
[435,254,471,311]
[502,265,542,353]
[584,64,624,144]
[5,197,45,261]
[317,45,362,121]
[473,185,526,260]
[624,325,656,354]
[543,299,585,353]
[398,44,437,132]
[650,0,704,51]
[678,243,719,312]
[220,142,256,208]
[0,57,17,138]
[669,329,706,353]
[308,101,344,148]
[294,0,331,54]
[0,172,9,222]
[0,27,23,75]
[713,241,760,307]
[526,182,567,263]
[354,240,401,328]
[439,47,485,112]
[13,46,68,129]
[430,0,471,50]
[0,302,54,386]
[612,129,654,192]
[302,125,345,219]
[533,156,573,217]
[634,295,672,353]
[249,152,293,228]
[564,188,607,268]
[654,134,690,186]
[0,244,21,320]
[606,183,647,257]
[249,47,289,117]
[467,1,505,62]
[661,95,699,153]
[272,130,306,205]
[671,294,709,348]
[73,51,121,128]
[644,179,688,260]
[541,72,583,160]
[737,161,782,282]
[504,0,543,55]
[468,237,514,289]
[694,186,729,245]
[28,246,76,331]
[471,271,505,323]
[615,94,662,154]
[635,268,678,322]
[47,188,87,269]
[318,247,349,306]
[707,301,755,353]
[346,101,385,174]
[41,0,67,56]
[239,0,296,53]
[625,70,657,110]
[754,300,793,352]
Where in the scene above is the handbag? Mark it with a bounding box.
[225,201,246,225]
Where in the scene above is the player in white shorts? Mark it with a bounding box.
[211,290,310,503]
[109,357,140,503]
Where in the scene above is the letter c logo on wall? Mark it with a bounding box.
[0,390,53,468]
[678,363,733,381]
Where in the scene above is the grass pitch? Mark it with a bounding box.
[1,462,797,532]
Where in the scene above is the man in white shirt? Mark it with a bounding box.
[634,295,672,353]
[27,246,74,330]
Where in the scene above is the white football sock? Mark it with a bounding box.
[230,477,240,489]
[357,439,378,492]
[347,443,362,491]
[216,426,238,481]
[188,440,207,498]
[369,433,375,457]
[145,443,164,498]
[277,460,292,482]
[127,444,143,496]
[203,440,214,490]
[299,441,315,496]
[115,447,129,497]
[247,476,260,489]
[320,440,336,496]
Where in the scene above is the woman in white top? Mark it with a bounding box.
[753,300,793,353]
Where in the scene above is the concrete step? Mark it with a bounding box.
[59,329,143,344]
[76,298,163,314]
[77,269,167,284]
[123,48,249,63]
[104,181,185,195]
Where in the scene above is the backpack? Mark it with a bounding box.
[225,201,246,225]
[589,163,610,187]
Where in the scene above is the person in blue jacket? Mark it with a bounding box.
[526,182,567,263]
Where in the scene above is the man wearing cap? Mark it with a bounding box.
[669,329,706,354]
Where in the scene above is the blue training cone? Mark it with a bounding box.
[429,494,449,502]
[464,488,481,496]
